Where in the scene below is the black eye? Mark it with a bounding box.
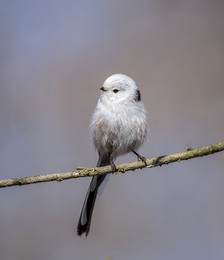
[113,89,119,93]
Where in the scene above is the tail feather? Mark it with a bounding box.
[77,156,110,237]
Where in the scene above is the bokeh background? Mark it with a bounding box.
[1,1,224,259]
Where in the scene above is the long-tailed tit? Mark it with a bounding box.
[77,74,149,236]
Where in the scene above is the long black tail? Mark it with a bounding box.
[77,156,110,237]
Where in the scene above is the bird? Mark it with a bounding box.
[77,74,149,237]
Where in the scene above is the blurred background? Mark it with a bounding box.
[0,0,224,259]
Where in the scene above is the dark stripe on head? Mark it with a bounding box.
[134,89,141,102]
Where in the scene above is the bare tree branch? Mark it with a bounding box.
[0,140,223,189]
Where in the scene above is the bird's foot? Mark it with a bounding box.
[110,159,117,173]
[132,150,147,166]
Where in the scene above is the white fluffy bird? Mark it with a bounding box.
[77,74,149,236]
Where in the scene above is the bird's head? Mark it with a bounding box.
[100,74,141,104]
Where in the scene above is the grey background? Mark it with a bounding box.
[1,1,224,259]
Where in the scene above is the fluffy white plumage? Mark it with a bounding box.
[91,74,148,160]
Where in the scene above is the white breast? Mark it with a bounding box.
[90,98,148,159]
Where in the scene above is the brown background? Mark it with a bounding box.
[1,1,224,259]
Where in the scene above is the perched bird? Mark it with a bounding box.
[77,74,149,236]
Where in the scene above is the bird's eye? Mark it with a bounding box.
[113,89,119,93]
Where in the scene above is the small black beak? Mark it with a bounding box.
[100,87,106,91]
